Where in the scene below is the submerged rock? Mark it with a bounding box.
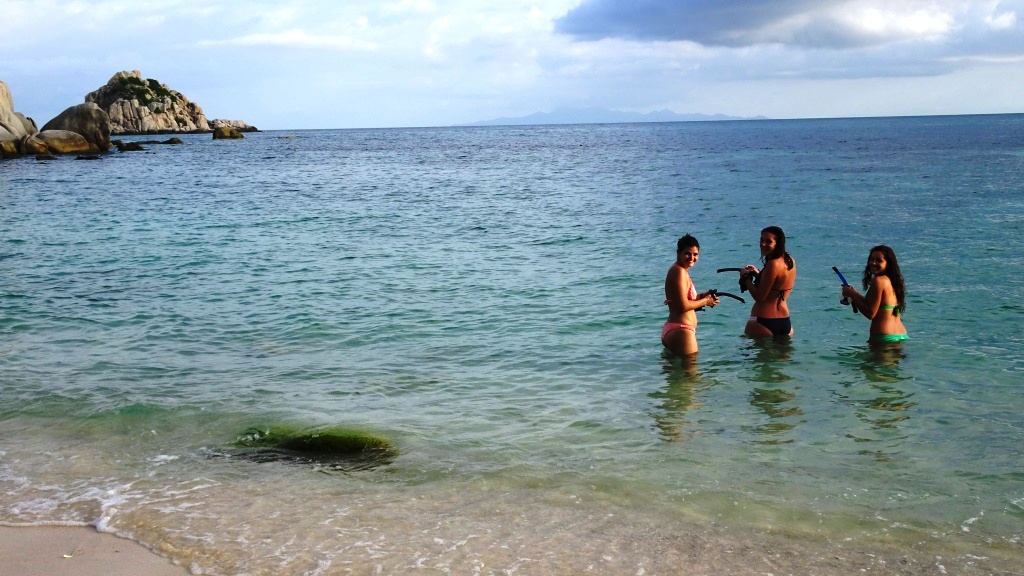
[230,425,397,470]
[114,141,146,152]
[213,125,244,140]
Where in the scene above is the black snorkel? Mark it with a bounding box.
[717,267,760,293]
[696,289,745,311]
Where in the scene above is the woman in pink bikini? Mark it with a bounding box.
[662,234,720,356]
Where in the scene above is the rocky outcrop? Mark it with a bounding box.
[211,118,258,133]
[15,113,35,135]
[3,72,255,159]
[41,103,111,152]
[1,80,37,158]
[85,70,211,134]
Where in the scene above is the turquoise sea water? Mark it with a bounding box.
[2,115,1023,575]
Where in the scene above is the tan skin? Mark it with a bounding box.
[841,250,907,338]
[664,246,719,356]
[740,230,796,337]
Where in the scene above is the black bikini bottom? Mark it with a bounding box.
[756,316,792,336]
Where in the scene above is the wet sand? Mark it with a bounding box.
[0,523,1018,575]
[0,526,188,576]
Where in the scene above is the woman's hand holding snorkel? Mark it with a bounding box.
[832,266,860,314]
[699,290,720,308]
[738,265,760,293]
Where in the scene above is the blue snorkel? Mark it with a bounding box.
[832,267,859,313]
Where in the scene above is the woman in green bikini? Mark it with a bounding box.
[841,245,908,343]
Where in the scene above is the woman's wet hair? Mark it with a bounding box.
[862,244,906,311]
[761,226,794,269]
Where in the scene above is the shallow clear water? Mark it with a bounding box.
[2,116,1023,574]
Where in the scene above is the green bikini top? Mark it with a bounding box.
[880,304,904,317]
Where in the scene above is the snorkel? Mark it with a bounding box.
[832,267,859,313]
[717,268,760,293]
[696,289,745,311]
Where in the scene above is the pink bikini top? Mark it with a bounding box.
[665,282,698,307]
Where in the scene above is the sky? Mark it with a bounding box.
[2,0,1023,129]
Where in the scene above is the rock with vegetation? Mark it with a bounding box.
[41,103,111,152]
[3,72,255,159]
[230,425,397,468]
[85,70,211,134]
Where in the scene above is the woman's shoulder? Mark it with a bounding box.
[872,274,893,286]
[872,274,894,291]
[766,257,789,273]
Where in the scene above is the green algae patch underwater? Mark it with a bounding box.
[230,425,398,470]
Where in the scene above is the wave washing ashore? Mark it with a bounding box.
[2,115,1023,574]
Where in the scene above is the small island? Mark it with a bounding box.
[1,70,257,159]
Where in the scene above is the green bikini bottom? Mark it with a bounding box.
[869,333,909,343]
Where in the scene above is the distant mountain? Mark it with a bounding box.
[462,107,767,127]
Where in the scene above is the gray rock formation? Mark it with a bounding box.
[1,80,37,158]
[85,70,211,134]
[211,118,258,132]
[41,103,111,152]
[3,72,256,159]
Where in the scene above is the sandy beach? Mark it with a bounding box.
[0,526,188,576]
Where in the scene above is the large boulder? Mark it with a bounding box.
[15,112,37,135]
[211,118,258,133]
[213,125,244,140]
[1,80,37,158]
[41,103,111,152]
[85,70,211,134]
[0,139,20,157]
[23,130,94,155]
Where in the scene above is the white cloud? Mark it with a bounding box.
[382,0,437,15]
[832,4,957,41]
[199,30,377,51]
[1,0,1021,128]
[985,10,1018,29]
[423,17,453,60]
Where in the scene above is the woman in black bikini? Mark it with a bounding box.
[740,226,796,338]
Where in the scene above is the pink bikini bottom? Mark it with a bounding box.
[661,322,695,344]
